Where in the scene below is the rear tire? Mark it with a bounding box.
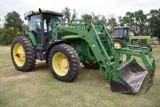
[49,44,80,82]
[113,39,125,48]
[11,36,36,71]
[82,60,100,69]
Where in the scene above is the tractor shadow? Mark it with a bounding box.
[34,61,49,72]
[33,62,105,82]
[33,62,100,75]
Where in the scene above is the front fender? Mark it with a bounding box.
[25,32,38,46]
[46,40,64,63]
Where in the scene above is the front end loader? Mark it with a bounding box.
[11,9,155,93]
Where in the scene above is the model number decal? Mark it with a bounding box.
[62,26,75,29]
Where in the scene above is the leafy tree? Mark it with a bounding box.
[118,16,124,26]
[4,11,23,31]
[22,24,28,31]
[71,9,77,23]
[118,10,148,35]
[107,15,117,32]
[92,13,107,25]
[62,7,71,22]
[81,14,92,23]
[118,12,135,35]
[119,12,135,27]
[0,11,23,45]
[81,13,107,25]
[0,28,16,45]
[134,10,148,35]
[62,7,77,23]
[148,9,160,39]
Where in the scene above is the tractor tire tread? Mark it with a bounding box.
[49,44,80,82]
[113,39,125,48]
[11,36,36,72]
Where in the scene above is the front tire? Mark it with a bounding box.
[113,39,125,48]
[49,44,80,82]
[11,36,36,71]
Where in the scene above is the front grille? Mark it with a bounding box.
[140,39,147,45]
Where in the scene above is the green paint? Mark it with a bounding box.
[52,22,155,93]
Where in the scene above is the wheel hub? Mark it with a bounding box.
[13,43,25,66]
[114,42,121,48]
[60,59,68,68]
[52,52,69,76]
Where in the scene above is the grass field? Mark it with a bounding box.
[0,45,160,107]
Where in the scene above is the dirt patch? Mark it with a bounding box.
[0,75,27,82]
[152,45,158,48]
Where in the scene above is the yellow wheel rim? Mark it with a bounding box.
[86,60,97,65]
[13,43,25,66]
[114,42,121,48]
[52,52,69,76]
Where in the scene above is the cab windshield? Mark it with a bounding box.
[28,14,61,33]
[43,14,61,32]
[114,28,129,37]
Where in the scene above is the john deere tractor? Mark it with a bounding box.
[11,9,155,93]
[113,27,152,51]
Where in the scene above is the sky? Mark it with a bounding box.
[0,0,160,22]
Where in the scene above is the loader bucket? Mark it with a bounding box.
[110,58,147,93]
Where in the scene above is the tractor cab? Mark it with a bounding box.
[24,9,63,45]
[24,9,63,60]
[114,27,130,41]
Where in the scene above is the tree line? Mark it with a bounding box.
[0,7,160,45]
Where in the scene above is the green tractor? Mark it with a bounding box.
[113,27,152,51]
[11,9,155,93]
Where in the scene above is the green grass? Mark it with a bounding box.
[0,45,160,107]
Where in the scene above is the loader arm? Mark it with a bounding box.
[52,22,156,93]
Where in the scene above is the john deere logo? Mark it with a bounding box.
[62,26,75,29]
[82,27,86,30]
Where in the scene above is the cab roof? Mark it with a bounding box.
[25,9,63,19]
